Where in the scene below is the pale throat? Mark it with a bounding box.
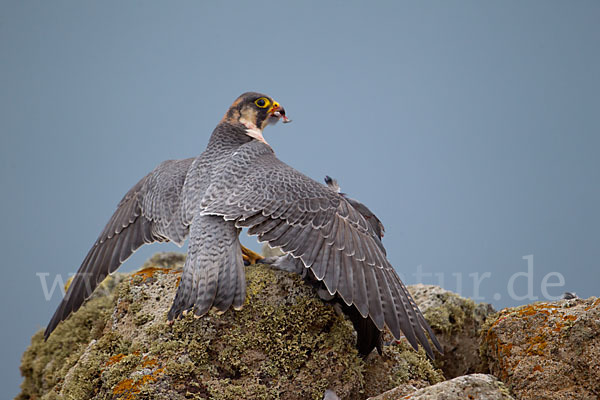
[239,117,269,145]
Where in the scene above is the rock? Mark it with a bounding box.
[480,297,600,400]
[18,252,443,400]
[369,373,514,399]
[361,332,444,398]
[407,284,496,378]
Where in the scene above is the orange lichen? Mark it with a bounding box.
[102,351,141,373]
[141,356,158,369]
[113,367,165,400]
[480,298,600,399]
[495,341,516,380]
[131,267,179,282]
[113,378,136,395]
[105,353,126,367]
[584,298,600,311]
[515,303,559,318]
[525,335,548,356]
[483,302,575,381]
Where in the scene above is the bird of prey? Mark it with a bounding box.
[44,92,442,359]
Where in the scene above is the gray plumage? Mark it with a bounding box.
[45,92,441,359]
[324,175,385,240]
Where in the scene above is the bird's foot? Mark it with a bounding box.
[241,246,264,265]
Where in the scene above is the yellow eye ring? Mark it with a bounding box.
[255,97,270,108]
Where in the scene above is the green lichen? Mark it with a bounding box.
[60,332,132,399]
[362,339,444,398]
[406,286,496,379]
[494,378,514,399]
[422,294,476,335]
[17,294,114,400]
[206,378,280,400]
[18,253,443,400]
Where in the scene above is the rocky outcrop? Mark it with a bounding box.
[480,297,600,400]
[369,374,514,400]
[408,284,496,378]
[26,251,600,400]
[18,253,442,400]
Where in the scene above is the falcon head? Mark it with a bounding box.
[222,92,290,144]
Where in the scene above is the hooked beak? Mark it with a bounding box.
[268,101,292,124]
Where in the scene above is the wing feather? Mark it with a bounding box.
[304,230,325,267]
[352,259,369,318]
[323,247,342,294]
[337,252,354,305]
[312,241,331,280]
[334,218,347,251]
[383,267,424,352]
[259,220,291,243]
[274,223,301,249]
[239,211,269,227]
[285,223,314,254]
[45,158,194,339]
[247,216,280,236]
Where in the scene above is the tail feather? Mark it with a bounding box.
[168,215,245,320]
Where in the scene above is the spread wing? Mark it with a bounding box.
[200,142,441,357]
[44,158,194,339]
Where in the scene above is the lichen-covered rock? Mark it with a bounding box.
[407,284,495,378]
[362,332,444,398]
[19,252,443,400]
[369,373,514,400]
[480,297,600,400]
[18,271,125,400]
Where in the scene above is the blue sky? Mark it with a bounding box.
[1,1,599,396]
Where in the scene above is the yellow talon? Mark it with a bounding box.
[241,246,263,265]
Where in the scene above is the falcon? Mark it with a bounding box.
[44,92,442,358]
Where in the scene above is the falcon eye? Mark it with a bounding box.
[254,97,270,108]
